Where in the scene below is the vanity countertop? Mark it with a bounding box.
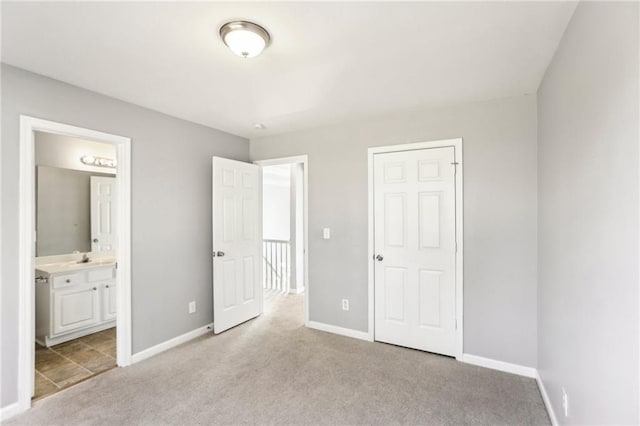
[36,258,116,275]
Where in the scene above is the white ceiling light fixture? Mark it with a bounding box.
[219,21,270,59]
[81,155,116,168]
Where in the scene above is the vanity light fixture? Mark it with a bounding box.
[81,155,116,168]
[219,21,270,58]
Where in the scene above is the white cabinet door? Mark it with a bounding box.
[212,157,262,334]
[373,147,457,356]
[102,283,117,321]
[52,285,100,335]
[90,176,117,252]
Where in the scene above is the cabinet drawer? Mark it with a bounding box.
[52,272,84,289]
[87,267,115,282]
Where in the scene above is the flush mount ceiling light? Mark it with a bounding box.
[219,21,270,58]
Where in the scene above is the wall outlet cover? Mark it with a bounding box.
[188,301,196,314]
[341,299,349,311]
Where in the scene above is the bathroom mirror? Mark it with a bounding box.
[35,131,117,257]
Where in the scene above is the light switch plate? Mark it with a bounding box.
[323,228,331,239]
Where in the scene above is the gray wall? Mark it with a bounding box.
[1,64,249,408]
[537,2,639,424]
[251,94,539,367]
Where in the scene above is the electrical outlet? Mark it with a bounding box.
[188,301,196,314]
[341,299,349,311]
[323,228,331,239]
[562,387,569,417]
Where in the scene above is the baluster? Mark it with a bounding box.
[285,241,288,292]
[285,242,289,293]
[266,242,271,290]
[277,242,281,292]
[271,242,275,290]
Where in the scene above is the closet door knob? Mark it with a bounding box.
[216,251,225,257]
[375,254,384,261]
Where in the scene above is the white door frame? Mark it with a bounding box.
[367,138,463,360]
[253,155,309,325]
[17,116,132,413]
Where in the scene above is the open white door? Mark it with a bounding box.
[212,157,263,333]
[90,176,117,252]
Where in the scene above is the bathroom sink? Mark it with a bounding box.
[36,258,116,274]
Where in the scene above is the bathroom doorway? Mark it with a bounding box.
[17,117,132,411]
[255,156,308,322]
[33,132,119,400]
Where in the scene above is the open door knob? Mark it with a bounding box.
[93,238,99,243]
[216,251,225,257]
[375,254,384,261]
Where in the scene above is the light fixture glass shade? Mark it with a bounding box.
[81,155,116,168]
[220,21,270,58]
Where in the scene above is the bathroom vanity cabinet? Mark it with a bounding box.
[36,264,116,347]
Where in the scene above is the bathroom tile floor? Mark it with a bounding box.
[33,328,117,401]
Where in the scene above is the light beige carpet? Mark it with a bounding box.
[9,292,549,425]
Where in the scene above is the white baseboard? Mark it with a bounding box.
[535,370,559,426]
[131,323,213,364]
[1,402,22,422]
[307,321,373,342]
[461,353,537,378]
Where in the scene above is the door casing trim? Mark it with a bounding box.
[17,116,132,414]
[367,138,463,360]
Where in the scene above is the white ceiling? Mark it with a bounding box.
[1,2,576,138]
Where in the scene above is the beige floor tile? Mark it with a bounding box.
[33,371,59,401]
[52,340,91,356]
[99,327,116,339]
[35,350,71,373]
[78,332,113,347]
[63,347,116,373]
[34,329,117,400]
[92,339,117,359]
[105,346,116,358]
[42,363,91,388]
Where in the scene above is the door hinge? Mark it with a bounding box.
[455,319,458,329]
[115,262,118,269]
